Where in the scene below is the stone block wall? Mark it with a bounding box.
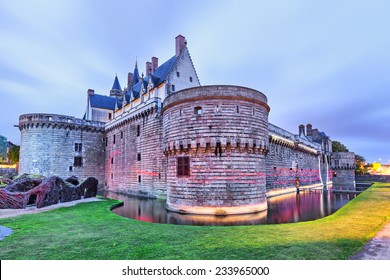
[18,114,105,188]
[104,100,166,198]
[162,85,269,214]
[331,152,356,188]
[266,124,323,195]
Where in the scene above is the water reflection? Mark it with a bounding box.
[106,189,357,226]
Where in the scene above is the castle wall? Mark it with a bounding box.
[266,124,323,195]
[331,152,356,188]
[104,98,166,198]
[162,85,269,215]
[18,114,105,188]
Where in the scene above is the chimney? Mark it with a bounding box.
[146,62,152,76]
[127,72,134,88]
[152,57,158,72]
[299,124,305,136]
[175,34,186,57]
[87,89,95,95]
[306,124,313,136]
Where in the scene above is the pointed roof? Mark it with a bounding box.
[152,55,177,86]
[133,61,140,86]
[112,75,122,91]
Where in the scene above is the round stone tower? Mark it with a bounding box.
[18,113,106,187]
[162,85,270,215]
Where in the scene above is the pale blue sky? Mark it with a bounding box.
[1,0,389,163]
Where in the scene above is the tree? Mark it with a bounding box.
[332,141,349,152]
[355,154,367,175]
[8,145,20,164]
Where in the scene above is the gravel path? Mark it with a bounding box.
[351,221,390,260]
[0,197,102,219]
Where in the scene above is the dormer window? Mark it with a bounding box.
[189,76,193,82]
[176,71,180,77]
[171,84,175,92]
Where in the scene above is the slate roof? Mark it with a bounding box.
[124,55,177,104]
[133,63,140,87]
[112,75,122,90]
[151,55,176,86]
[90,94,117,110]
[91,55,178,111]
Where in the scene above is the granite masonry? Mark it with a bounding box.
[18,35,356,215]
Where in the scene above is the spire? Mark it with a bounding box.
[133,59,140,86]
[112,74,121,91]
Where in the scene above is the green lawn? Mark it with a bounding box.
[1,183,390,260]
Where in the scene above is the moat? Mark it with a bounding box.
[105,186,363,226]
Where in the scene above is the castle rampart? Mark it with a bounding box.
[18,113,105,188]
[266,124,323,196]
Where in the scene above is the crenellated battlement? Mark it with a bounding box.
[105,97,160,132]
[19,113,105,132]
[163,137,269,155]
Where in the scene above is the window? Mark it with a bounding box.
[121,131,123,139]
[176,71,180,77]
[194,106,202,115]
[111,173,113,179]
[334,160,340,167]
[171,84,175,92]
[177,157,190,176]
[137,125,140,137]
[189,76,193,82]
[215,105,219,113]
[105,137,108,147]
[75,143,82,152]
[236,106,240,114]
[137,153,141,161]
[108,113,112,120]
[74,157,82,167]
[111,157,114,164]
[69,166,73,171]
[138,175,141,183]
[113,134,116,144]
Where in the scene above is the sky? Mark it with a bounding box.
[0,0,389,163]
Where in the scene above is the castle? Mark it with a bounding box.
[18,35,355,215]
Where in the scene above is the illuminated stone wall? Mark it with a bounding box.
[18,114,105,188]
[162,86,269,214]
[104,99,166,198]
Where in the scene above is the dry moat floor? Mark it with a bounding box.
[0,183,390,260]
